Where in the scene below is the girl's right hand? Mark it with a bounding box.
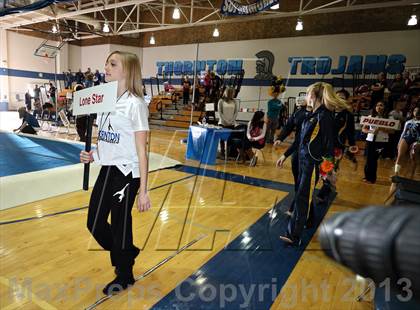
[80,150,94,163]
[276,155,286,168]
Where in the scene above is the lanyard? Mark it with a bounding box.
[97,89,128,159]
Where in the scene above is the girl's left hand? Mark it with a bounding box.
[326,171,337,187]
[138,193,151,212]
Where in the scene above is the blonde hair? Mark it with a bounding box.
[307,82,351,112]
[223,86,235,101]
[106,51,143,98]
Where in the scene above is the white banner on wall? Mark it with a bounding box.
[72,81,117,115]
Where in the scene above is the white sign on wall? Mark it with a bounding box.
[73,81,117,115]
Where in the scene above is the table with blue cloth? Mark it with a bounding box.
[186,125,232,165]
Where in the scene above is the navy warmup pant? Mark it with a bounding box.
[287,159,318,241]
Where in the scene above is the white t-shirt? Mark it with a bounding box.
[365,115,390,143]
[93,91,149,178]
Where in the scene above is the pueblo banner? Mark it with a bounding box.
[72,81,117,115]
[360,116,400,130]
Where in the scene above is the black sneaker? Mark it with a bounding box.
[279,232,301,247]
[103,275,135,295]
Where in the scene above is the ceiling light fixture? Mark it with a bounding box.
[103,22,110,33]
[173,7,180,19]
[213,27,219,37]
[408,14,417,26]
[295,18,303,31]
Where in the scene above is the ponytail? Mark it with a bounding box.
[307,82,351,112]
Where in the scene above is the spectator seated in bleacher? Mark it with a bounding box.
[163,81,175,93]
[14,107,40,135]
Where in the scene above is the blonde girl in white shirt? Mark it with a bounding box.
[80,51,151,295]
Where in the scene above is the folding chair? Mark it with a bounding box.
[40,109,51,131]
[58,109,76,136]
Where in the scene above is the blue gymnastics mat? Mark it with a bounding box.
[0,132,84,177]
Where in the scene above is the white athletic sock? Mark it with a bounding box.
[394,164,401,174]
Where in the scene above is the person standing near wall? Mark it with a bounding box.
[33,85,40,102]
[48,83,56,105]
[370,72,387,109]
[79,51,151,295]
[204,70,212,100]
[362,101,392,184]
[388,73,405,112]
[94,69,101,86]
[265,90,283,144]
[76,69,84,85]
[25,91,32,111]
[218,86,238,157]
[182,76,191,105]
[64,69,73,89]
[85,68,94,88]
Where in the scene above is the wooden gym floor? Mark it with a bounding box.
[1,128,415,310]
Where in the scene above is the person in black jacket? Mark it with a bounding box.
[274,98,312,215]
[280,82,350,246]
[370,72,387,109]
[317,89,358,202]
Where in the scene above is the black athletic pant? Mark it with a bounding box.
[21,125,37,135]
[364,141,386,183]
[87,166,140,268]
[183,91,190,105]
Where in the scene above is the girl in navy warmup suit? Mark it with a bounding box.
[280,82,351,246]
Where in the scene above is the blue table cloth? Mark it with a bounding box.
[186,126,231,165]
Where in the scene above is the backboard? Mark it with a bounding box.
[34,43,60,58]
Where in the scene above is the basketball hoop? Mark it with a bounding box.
[34,40,63,59]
